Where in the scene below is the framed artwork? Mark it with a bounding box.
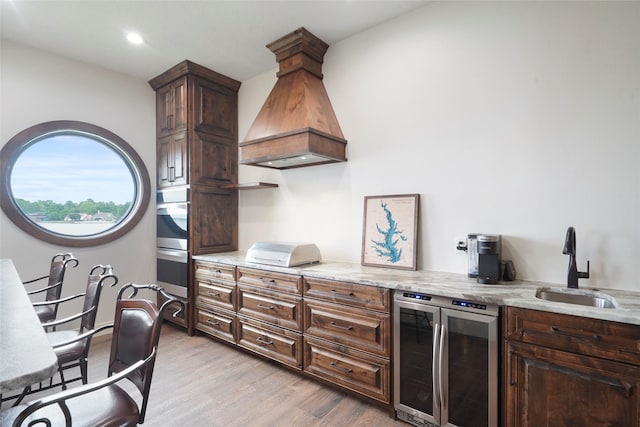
[361,194,419,270]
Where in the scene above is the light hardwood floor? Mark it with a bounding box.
[22,324,408,427]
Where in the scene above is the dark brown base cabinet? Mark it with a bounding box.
[194,261,237,344]
[302,277,391,405]
[193,260,393,408]
[504,307,640,427]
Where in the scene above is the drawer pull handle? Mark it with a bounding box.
[260,278,277,285]
[329,321,353,331]
[206,319,220,327]
[207,291,221,297]
[550,326,601,342]
[331,289,355,297]
[330,361,353,374]
[256,336,274,346]
[256,303,276,310]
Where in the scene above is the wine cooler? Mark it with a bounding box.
[394,290,499,427]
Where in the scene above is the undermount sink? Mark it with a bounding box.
[535,287,618,309]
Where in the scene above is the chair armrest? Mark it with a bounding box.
[25,281,61,296]
[51,324,114,349]
[22,275,49,286]
[41,305,94,328]
[11,348,156,427]
[32,293,84,307]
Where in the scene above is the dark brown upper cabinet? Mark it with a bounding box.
[149,60,241,189]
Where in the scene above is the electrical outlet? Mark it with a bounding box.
[455,236,467,252]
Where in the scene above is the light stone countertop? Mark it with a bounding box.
[193,252,640,326]
[1,259,59,394]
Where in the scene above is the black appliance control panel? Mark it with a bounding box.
[452,299,487,310]
[402,292,432,301]
[395,290,499,315]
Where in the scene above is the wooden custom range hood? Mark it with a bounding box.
[240,28,347,169]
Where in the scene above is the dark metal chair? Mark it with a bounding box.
[0,284,182,427]
[24,253,79,328]
[44,264,119,391]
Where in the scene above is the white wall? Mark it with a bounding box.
[1,1,638,314]
[238,2,640,291]
[0,41,156,327]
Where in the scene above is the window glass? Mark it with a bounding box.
[1,121,150,247]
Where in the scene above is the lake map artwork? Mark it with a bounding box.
[362,194,419,270]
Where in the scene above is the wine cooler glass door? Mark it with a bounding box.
[440,308,498,427]
[394,300,441,426]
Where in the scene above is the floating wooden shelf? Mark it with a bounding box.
[220,182,279,190]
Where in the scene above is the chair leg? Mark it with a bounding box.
[80,358,88,384]
[59,367,67,390]
[12,386,31,406]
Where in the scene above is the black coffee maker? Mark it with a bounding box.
[477,234,501,284]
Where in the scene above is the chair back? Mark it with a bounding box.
[109,283,182,423]
[45,253,79,314]
[79,264,118,332]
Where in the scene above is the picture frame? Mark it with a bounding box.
[361,194,419,270]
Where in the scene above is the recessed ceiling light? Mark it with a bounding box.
[126,32,144,45]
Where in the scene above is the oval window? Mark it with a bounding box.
[1,121,150,247]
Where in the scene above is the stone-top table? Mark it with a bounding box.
[0,259,58,394]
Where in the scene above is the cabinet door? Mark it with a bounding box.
[505,341,640,427]
[190,186,237,255]
[189,132,236,186]
[157,133,171,187]
[156,77,187,137]
[192,77,237,139]
[157,131,187,188]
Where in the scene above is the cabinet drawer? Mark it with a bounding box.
[195,261,236,284]
[304,336,390,404]
[237,316,302,369]
[237,267,302,295]
[195,307,236,344]
[196,281,235,312]
[237,285,302,332]
[505,307,640,365]
[158,291,188,329]
[304,299,391,357]
[304,277,390,312]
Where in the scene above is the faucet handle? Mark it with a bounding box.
[578,260,590,279]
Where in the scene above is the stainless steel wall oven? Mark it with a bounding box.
[156,187,189,300]
[156,187,188,250]
[394,290,499,427]
[156,248,188,298]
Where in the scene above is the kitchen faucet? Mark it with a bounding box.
[562,226,590,288]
